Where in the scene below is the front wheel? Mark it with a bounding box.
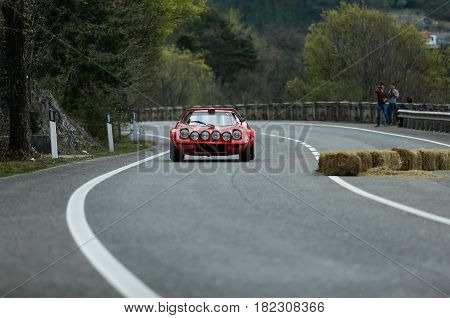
[239,144,254,162]
[170,143,184,162]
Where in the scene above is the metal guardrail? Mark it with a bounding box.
[398,110,450,133]
[136,102,450,124]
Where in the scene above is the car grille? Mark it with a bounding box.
[194,144,227,153]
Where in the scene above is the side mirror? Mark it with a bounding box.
[240,117,246,122]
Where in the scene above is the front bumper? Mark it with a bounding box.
[173,140,251,156]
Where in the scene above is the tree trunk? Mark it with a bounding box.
[2,0,33,159]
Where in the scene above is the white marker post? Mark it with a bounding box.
[49,109,58,159]
[131,112,138,144]
[106,113,114,152]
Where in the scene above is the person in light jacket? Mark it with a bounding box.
[386,83,399,126]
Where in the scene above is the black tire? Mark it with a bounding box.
[170,143,184,162]
[250,144,255,160]
[239,144,252,162]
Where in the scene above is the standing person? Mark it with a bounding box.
[387,83,399,125]
[375,83,388,127]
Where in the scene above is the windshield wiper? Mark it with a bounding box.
[190,120,214,128]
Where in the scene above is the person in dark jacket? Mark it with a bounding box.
[375,83,388,127]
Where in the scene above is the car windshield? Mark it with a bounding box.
[185,112,238,127]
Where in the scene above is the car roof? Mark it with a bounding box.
[187,107,237,113]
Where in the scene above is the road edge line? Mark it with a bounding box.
[66,150,169,298]
[262,128,450,227]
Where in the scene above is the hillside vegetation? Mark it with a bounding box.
[1,0,448,159]
[210,0,449,29]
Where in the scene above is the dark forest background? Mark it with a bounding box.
[1,0,448,153]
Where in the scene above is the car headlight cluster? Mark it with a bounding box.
[180,129,190,139]
[201,131,210,141]
[232,130,242,140]
[211,131,221,141]
[190,131,199,141]
[179,129,242,141]
[222,132,231,142]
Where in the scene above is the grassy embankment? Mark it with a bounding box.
[0,139,153,178]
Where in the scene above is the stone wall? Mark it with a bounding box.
[136,102,450,123]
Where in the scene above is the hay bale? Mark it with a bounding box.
[435,149,449,170]
[448,150,450,170]
[354,151,373,173]
[418,149,440,171]
[318,152,362,176]
[370,150,402,170]
[392,148,422,171]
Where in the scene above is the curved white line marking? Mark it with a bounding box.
[67,125,448,298]
[282,122,450,148]
[263,128,450,227]
[67,149,169,298]
[144,133,170,140]
[329,176,450,226]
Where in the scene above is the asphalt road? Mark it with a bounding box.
[1,121,449,298]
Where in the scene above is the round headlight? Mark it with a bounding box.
[211,131,221,141]
[232,130,242,140]
[222,132,231,142]
[190,131,200,141]
[201,131,210,141]
[180,129,189,139]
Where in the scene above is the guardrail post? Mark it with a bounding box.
[106,113,114,152]
[49,109,58,159]
[259,104,267,120]
[291,102,300,120]
[303,102,314,120]
[131,112,138,144]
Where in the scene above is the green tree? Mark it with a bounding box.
[1,0,36,158]
[36,0,130,138]
[177,9,257,85]
[117,0,206,114]
[152,46,216,106]
[36,0,206,138]
[403,1,449,19]
[287,3,448,102]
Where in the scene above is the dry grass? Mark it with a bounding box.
[360,167,438,177]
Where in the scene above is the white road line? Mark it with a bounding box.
[329,176,450,226]
[66,150,169,298]
[144,133,170,140]
[281,122,450,148]
[263,129,450,227]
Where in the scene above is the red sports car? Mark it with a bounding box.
[169,108,255,162]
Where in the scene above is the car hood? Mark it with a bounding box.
[176,124,243,133]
